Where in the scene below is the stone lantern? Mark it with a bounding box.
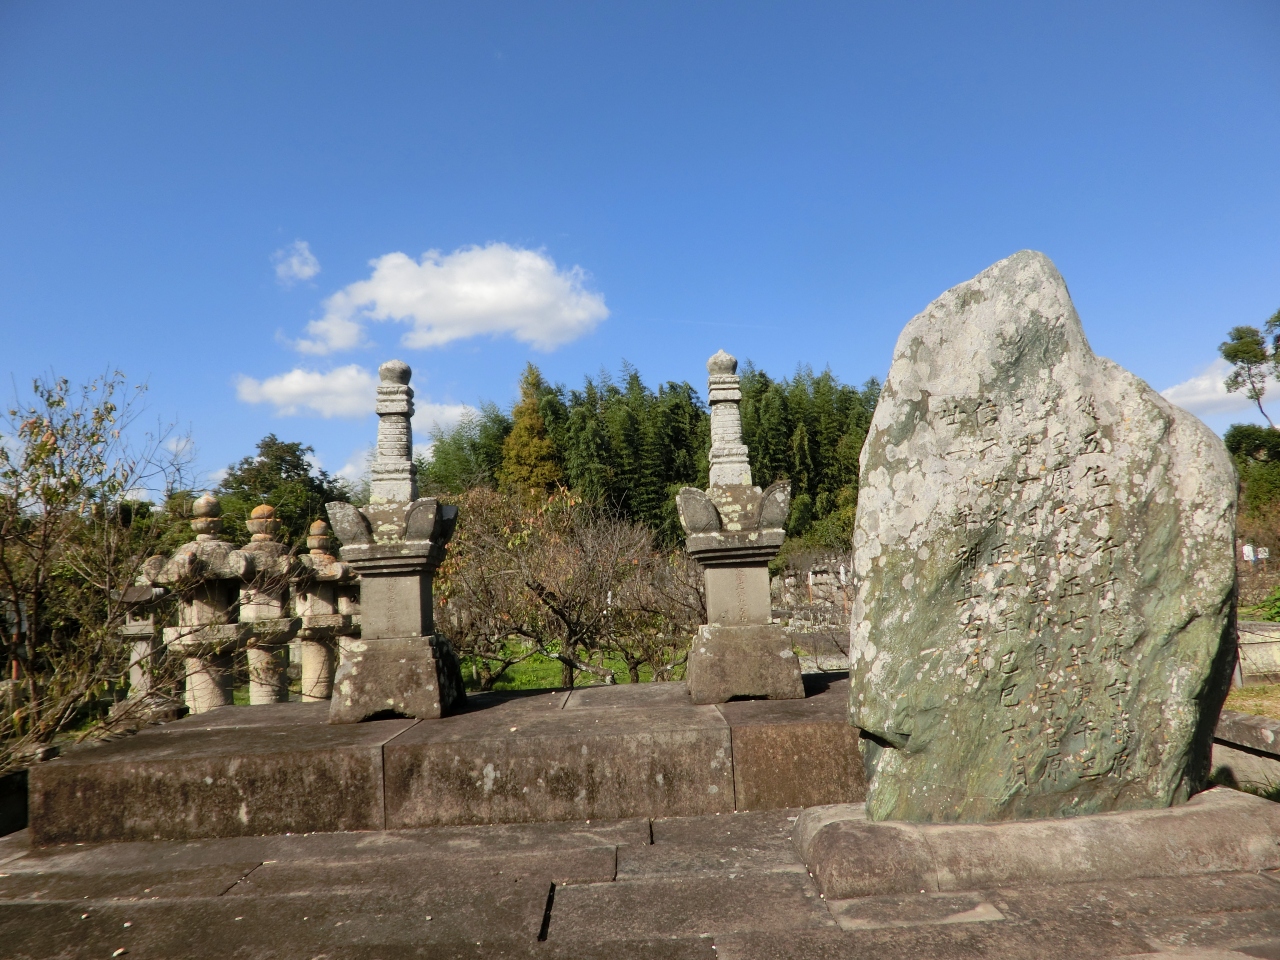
[237,504,298,705]
[291,519,356,701]
[146,493,244,714]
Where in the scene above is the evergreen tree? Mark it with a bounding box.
[215,434,347,546]
[497,364,563,492]
[419,404,512,493]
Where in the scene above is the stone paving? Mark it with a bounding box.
[2,807,1279,959]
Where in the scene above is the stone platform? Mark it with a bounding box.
[3,802,1280,959]
[29,675,863,846]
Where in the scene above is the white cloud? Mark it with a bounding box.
[235,365,476,435]
[413,402,472,436]
[293,243,608,355]
[273,240,321,286]
[336,447,372,484]
[1161,357,1280,418]
[235,365,378,418]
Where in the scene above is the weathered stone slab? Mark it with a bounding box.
[850,250,1237,822]
[546,872,836,941]
[383,687,735,827]
[28,714,415,845]
[621,809,802,879]
[796,787,1280,900]
[0,862,260,901]
[710,918,1153,960]
[223,846,618,894]
[26,678,866,844]
[328,634,465,722]
[1216,709,1280,756]
[1238,621,1280,685]
[687,625,804,705]
[1211,742,1280,790]
[716,678,865,810]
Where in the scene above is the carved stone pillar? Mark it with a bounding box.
[325,360,466,723]
[676,350,804,704]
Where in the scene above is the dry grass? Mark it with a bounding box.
[1225,683,1280,719]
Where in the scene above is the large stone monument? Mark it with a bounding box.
[849,251,1237,822]
[677,349,804,704]
[325,359,466,723]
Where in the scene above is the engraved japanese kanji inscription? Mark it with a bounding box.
[849,250,1237,822]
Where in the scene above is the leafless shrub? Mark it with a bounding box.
[436,488,703,688]
[0,371,191,775]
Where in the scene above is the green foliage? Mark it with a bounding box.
[739,363,879,546]
[1219,311,1280,427]
[214,434,347,547]
[1225,424,1280,520]
[497,364,564,492]
[0,370,190,771]
[423,359,878,552]
[418,403,512,494]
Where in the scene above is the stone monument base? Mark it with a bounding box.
[329,635,465,723]
[686,624,805,704]
[793,787,1280,900]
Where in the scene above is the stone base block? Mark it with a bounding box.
[686,624,804,704]
[28,704,415,845]
[794,787,1280,900]
[328,634,465,723]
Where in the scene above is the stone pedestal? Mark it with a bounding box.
[686,624,803,704]
[330,634,465,722]
[326,543,465,723]
[164,589,241,715]
[180,645,236,713]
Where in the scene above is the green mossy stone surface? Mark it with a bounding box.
[849,251,1237,823]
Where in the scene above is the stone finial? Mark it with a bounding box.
[706,349,752,487]
[246,503,282,542]
[380,359,411,385]
[191,493,223,541]
[370,358,417,504]
[707,349,737,376]
[307,519,333,556]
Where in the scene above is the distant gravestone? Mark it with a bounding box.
[850,251,1237,823]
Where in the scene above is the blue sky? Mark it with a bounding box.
[2,2,1278,487]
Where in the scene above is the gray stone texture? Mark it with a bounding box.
[27,705,414,844]
[794,787,1280,900]
[383,687,737,826]
[686,625,803,705]
[1212,710,1280,789]
[329,634,465,722]
[325,359,467,723]
[718,676,865,810]
[26,679,861,845]
[678,350,803,704]
[850,250,1237,822]
[4,797,1280,959]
